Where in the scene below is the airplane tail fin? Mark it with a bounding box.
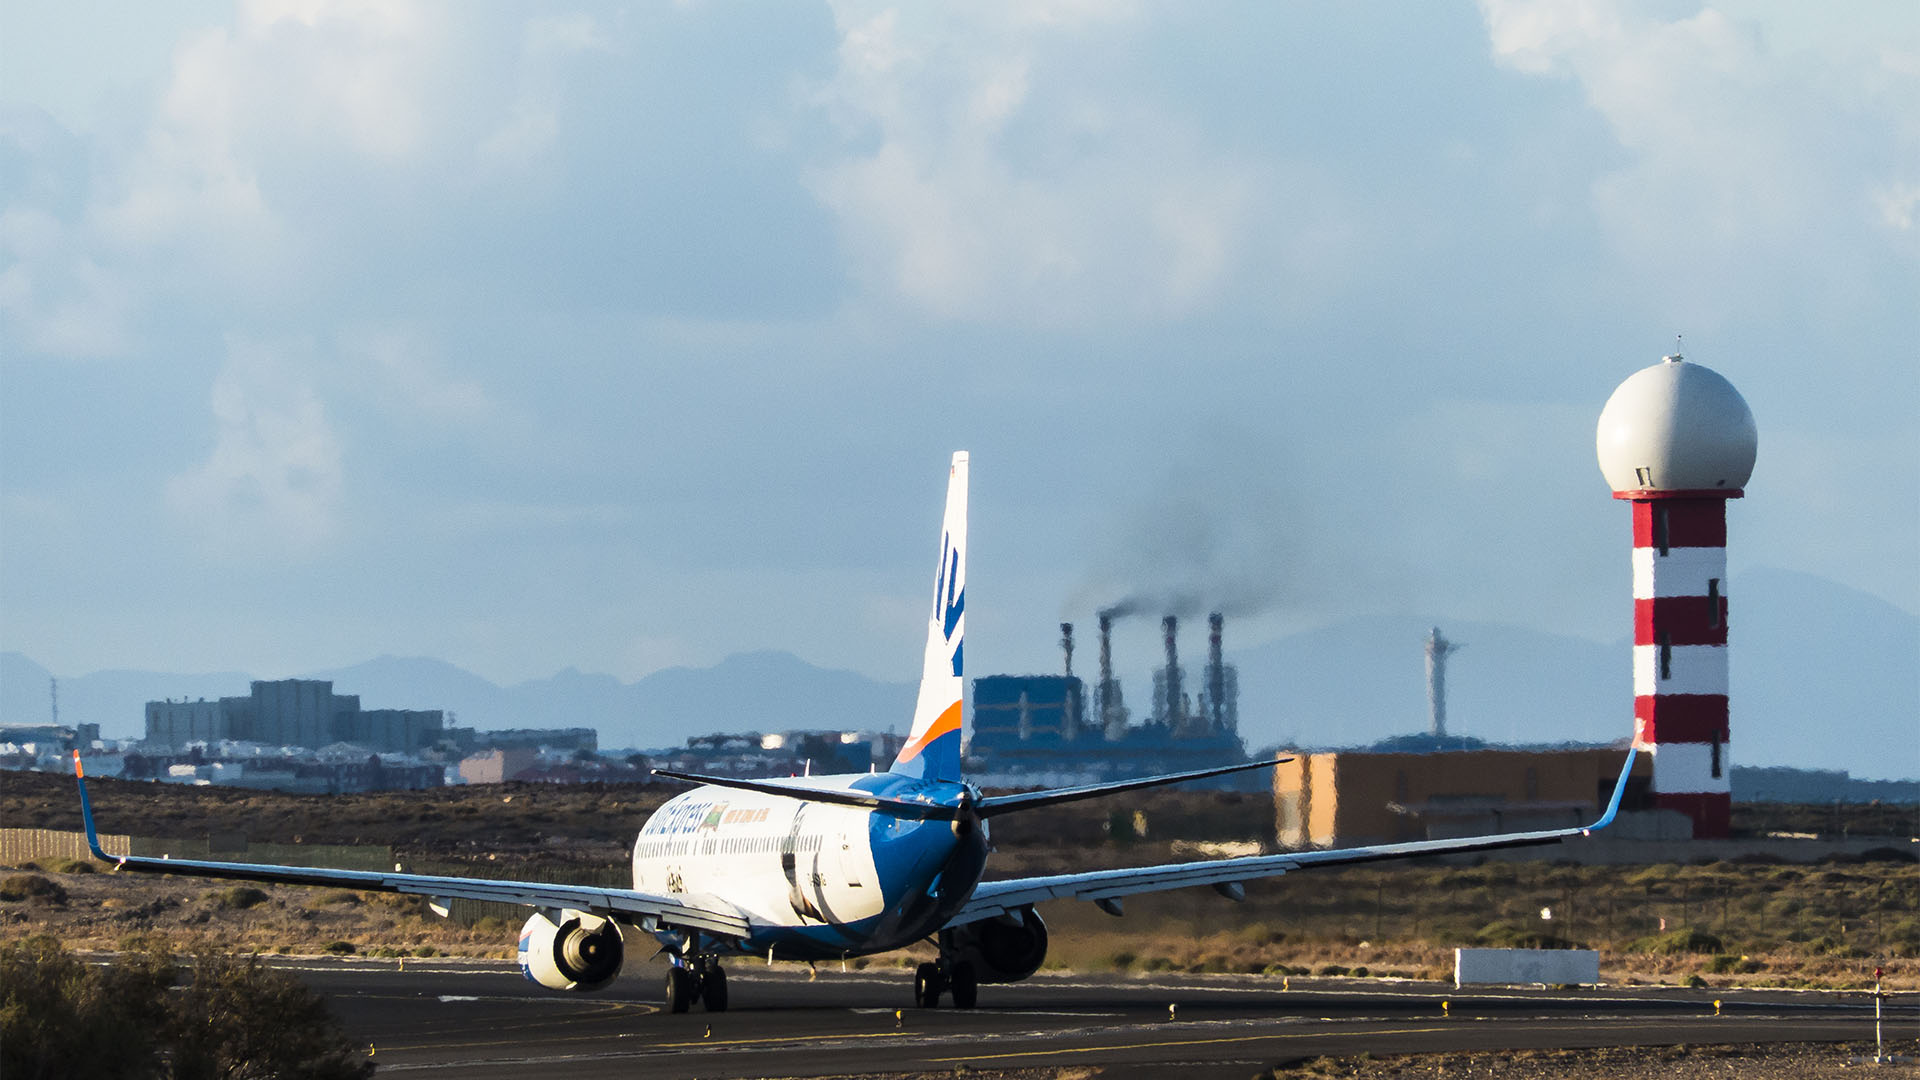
[891,452,968,782]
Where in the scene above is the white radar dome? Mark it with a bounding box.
[1596,355,1757,494]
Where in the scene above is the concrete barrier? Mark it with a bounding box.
[1454,947,1600,987]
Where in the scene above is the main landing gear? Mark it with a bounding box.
[912,957,977,1009]
[666,955,728,1014]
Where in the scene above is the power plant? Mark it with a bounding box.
[968,610,1249,787]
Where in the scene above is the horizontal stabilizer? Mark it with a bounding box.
[974,758,1286,818]
[649,769,960,820]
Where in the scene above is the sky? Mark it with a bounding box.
[2,0,1915,692]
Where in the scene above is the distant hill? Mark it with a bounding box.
[3,566,1912,778]
[1226,566,1918,781]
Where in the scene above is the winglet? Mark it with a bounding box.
[1583,745,1639,835]
[72,750,115,862]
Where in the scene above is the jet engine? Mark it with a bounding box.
[948,906,1047,984]
[518,909,624,992]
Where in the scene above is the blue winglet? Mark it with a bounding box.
[1584,744,1639,834]
[72,750,115,863]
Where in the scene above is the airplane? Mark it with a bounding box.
[72,450,1638,1013]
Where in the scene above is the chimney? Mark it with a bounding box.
[1207,612,1225,733]
[1098,612,1123,739]
[1060,622,1074,678]
[1162,614,1183,730]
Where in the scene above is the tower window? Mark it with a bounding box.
[1658,633,1672,680]
[1707,578,1721,627]
[1710,730,1722,779]
[1654,505,1669,555]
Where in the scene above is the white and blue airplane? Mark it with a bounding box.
[75,451,1636,1013]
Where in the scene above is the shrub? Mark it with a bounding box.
[213,886,271,910]
[0,874,68,905]
[0,937,372,1080]
[1316,964,1349,977]
[323,941,357,955]
[1631,928,1725,955]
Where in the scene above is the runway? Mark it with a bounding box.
[283,957,1912,1078]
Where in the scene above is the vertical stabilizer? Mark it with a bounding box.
[892,452,968,781]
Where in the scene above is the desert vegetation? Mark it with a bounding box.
[0,934,372,1079]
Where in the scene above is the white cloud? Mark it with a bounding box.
[478,12,615,171]
[1477,0,1920,317]
[166,338,346,557]
[805,3,1260,326]
[340,325,498,428]
[0,205,133,357]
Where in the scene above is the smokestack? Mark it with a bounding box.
[1162,615,1183,730]
[1207,612,1225,733]
[1098,613,1115,735]
[1060,622,1074,678]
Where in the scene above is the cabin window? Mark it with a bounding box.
[1635,466,1653,487]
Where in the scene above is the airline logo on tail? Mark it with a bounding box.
[893,453,968,781]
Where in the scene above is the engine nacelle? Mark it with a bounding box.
[948,906,1048,984]
[518,909,624,992]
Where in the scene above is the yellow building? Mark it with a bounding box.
[1273,747,1652,849]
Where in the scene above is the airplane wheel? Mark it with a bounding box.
[949,961,978,1009]
[666,966,694,1014]
[702,965,729,1012]
[913,962,943,1008]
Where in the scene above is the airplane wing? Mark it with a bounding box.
[948,745,1638,926]
[70,754,749,940]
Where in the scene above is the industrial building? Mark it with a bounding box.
[145,679,445,754]
[1273,746,1653,848]
[967,612,1250,787]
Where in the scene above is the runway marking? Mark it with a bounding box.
[926,1017,1875,1065]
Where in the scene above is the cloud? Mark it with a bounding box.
[339,324,498,428]
[165,338,345,557]
[805,3,1260,326]
[1477,0,1920,318]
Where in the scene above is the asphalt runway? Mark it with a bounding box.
[283,957,1914,1078]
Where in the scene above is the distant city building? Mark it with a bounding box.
[650,730,900,778]
[145,679,446,753]
[0,723,100,752]
[476,727,598,754]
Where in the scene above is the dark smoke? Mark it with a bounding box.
[1065,435,1320,625]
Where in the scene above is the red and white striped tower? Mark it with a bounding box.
[1597,354,1758,839]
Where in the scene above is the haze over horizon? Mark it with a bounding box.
[3,1,1914,766]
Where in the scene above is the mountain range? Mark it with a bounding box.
[3,567,1913,780]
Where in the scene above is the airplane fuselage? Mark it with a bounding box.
[632,772,988,960]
